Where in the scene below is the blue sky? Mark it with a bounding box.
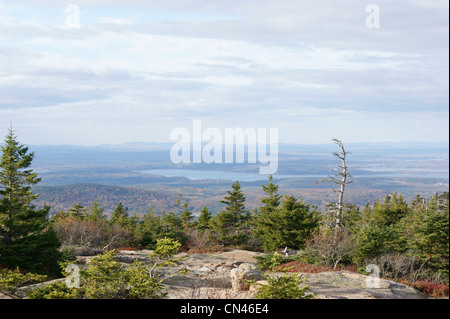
[0,0,448,145]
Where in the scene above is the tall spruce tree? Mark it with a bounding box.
[254,193,319,252]
[68,203,87,219]
[211,181,249,245]
[259,175,282,214]
[196,206,212,232]
[0,127,61,274]
[110,202,129,227]
[87,199,106,222]
[180,202,194,226]
[220,180,248,222]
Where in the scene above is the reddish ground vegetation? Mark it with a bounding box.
[398,279,449,298]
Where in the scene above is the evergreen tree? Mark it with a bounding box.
[68,203,87,219]
[405,192,449,282]
[253,177,319,251]
[365,192,408,227]
[196,206,212,232]
[354,193,409,263]
[253,195,319,251]
[87,199,106,222]
[409,194,427,213]
[136,207,161,249]
[110,202,129,227]
[211,181,249,245]
[0,127,61,274]
[160,211,185,245]
[260,175,282,213]
[219,180,248,222]
[323,202,361,232]
[340,203,361,233]
[180,202,194,227]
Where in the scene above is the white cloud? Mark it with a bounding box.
[0,0,448,145]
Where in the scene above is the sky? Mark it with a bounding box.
[0,0,448,145]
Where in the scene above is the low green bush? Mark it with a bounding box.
[28,237,184,299]
[251,252,314,299]
[0,268,46,295]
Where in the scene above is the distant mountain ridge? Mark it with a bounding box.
[33,183,180,215]
[15,140,449,217]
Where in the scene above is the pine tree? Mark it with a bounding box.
[196,206,212,232]
[180,202,194,227]
[160,212,185,245]
[136,208,161,249]
[219,180,248,222]
[405,192,449,280]
[68,203,87,219]
[87,199,106,222]
[211,181,249,246]
[0,127,61,274]
[260,175,282,213]
[364,192,408,227]
[354,193,408,263]
[252,175,283,230]
[110,202,129,227]
[253,195,319,251]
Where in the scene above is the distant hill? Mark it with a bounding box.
[25,140,448,217]
[33,183,180,216]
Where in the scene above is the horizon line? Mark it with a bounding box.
[12,139,450,148]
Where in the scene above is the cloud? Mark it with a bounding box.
[0,0,448,145]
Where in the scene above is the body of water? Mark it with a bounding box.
[140,168,449,182]
[140,169,321,181]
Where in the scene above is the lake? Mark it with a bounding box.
[140,169,323,181]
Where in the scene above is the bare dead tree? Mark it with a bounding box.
[320,139,353,230]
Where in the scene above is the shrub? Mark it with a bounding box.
[53,216,133,250]
[54,217,109,247]
[181,228,214,252]
[0,268,46,295]
[359,253,449,298]
[254,272,313,299]
[29,251,163,299]
[28,238,184,299]
[82,250,136,299]
[406,280,449,298]
[303,228,356,269]
[59,246,77,262]
[362,253,449,284]
[26,280,80,299]
[254,253,300,271]
[251,253,314,299]
[104,224,134,250]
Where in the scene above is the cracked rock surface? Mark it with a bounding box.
[4,247,432,299]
